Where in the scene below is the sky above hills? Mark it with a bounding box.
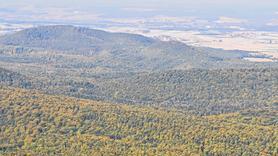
[0,0,277,35]
[0,0,277,21]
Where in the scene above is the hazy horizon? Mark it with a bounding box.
[0,0,277,27]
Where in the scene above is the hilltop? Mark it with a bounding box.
[0,25,269,72]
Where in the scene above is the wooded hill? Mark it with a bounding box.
[0,25,276,73]
[0,68,277,115]
[0,87,277,155]
[0,25,277,155]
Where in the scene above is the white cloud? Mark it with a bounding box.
[216,16,248,24]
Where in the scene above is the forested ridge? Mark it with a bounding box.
[0,87,277,155]
[93,68,278,115]
[0,25,278,155]
[1,25,276,73]
[0,68,277,115]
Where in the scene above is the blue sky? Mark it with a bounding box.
[0,0,277,25]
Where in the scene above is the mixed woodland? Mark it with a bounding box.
[0,26,277,155]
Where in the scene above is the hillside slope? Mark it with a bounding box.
[0,25,269,72]
[0,87,277,155]
[93,69,278,115]
[0,68,277,115]
[0,25,155,53]
[0,67,31,88]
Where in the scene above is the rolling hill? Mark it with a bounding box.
[0,25,271,73]
[0,25,278,155]
[92,68,278,115]
[0,87,277,155]
[0,67,277,115]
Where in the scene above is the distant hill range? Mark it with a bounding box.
[0,25,277,155]
[0,25,277,115]
[0,25,275,72]
[0,25,155,53]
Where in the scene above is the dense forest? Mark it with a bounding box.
[92,69,278,115]
[0,68,277,115]
[0,87,277,155]
[0,26,278,155]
